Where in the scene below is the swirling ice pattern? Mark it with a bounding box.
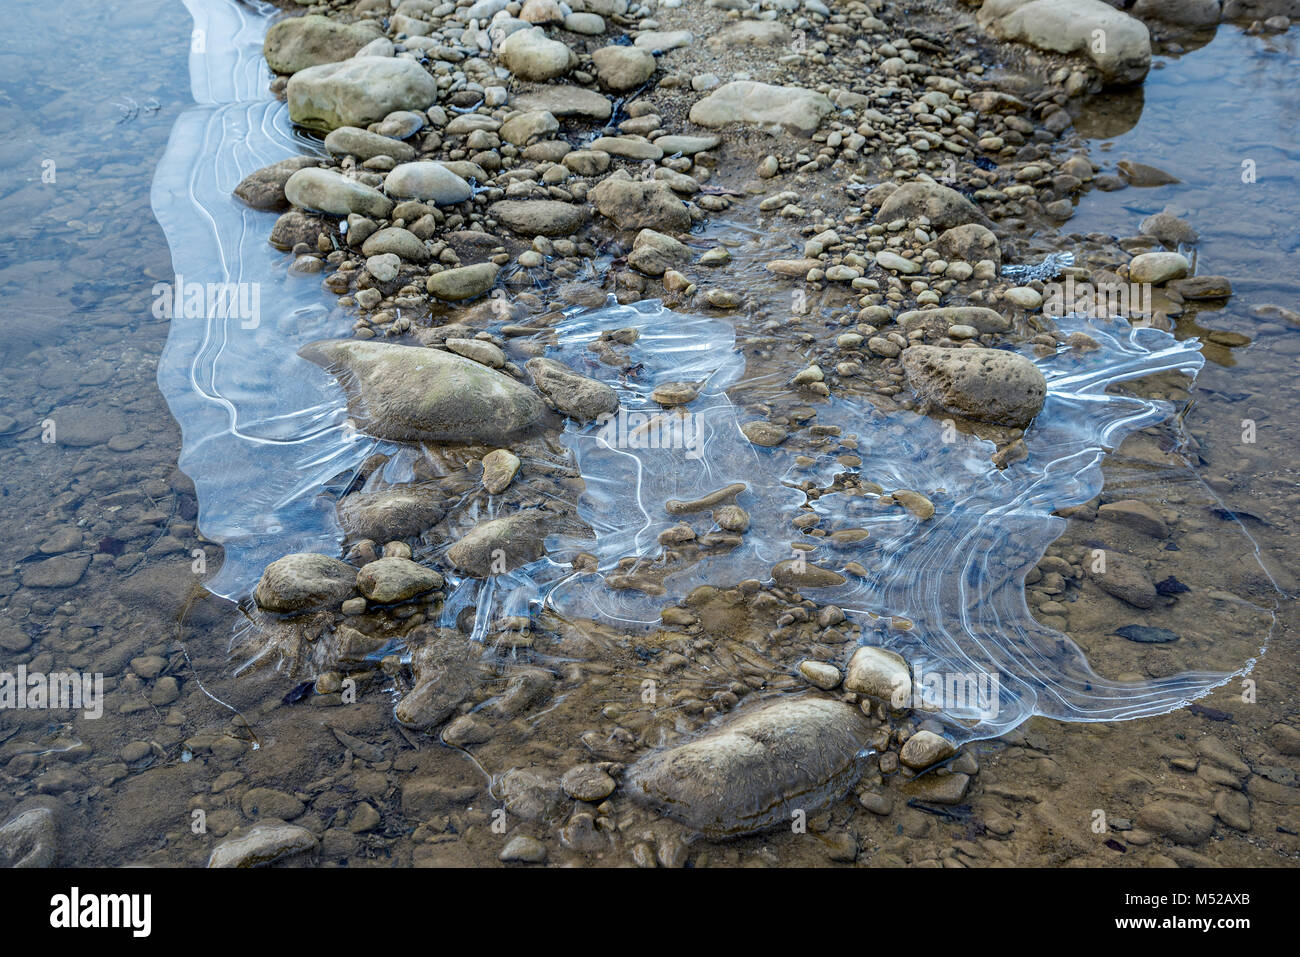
[159,0,1268,743]
[155,0,387,598]
[468,305,1264,742]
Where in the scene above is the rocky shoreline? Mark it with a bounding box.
[205,0,1293,863]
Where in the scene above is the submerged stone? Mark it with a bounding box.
[624,696,870,836]
[446,510,552,577]
[336,485,445,541]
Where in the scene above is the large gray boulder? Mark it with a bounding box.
[263,14,381,75]
[978,0,1151,86]
[300,340,548,443]
[902,344,1047,428]
[287,57,438,132]
[625,697,871,836]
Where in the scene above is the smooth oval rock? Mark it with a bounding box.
[499,27,575,81]
[208,824,318,868]
[285,167,393,218]
[384,161,473,205]
[356,557,443,603]
[427,262,499,300]
[324,126,416,161]
[624,697,870,837]
[299,339,548,443]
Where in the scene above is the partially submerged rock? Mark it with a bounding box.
[300,339,548,443]
[234,156,320,211]
[0,807,57,868]
[356,557,443,604]
[902,344,1047,429]
[844,645,912,704]
[624,696,871,836]
[446,510,552,576]
[254,553,356,613]
[525,357,619,422]
[336,485,445,541]
[287,57,439,133]
[208,824,318,867]
[978,0,1151,86]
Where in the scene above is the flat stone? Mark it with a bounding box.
[1098,499,1169,538]
[337,485,445,541]
[512,86,611,121]
[18,554,90,589]
[208,824,318,867]
[1137,800,1216,845]
[488,199,589,236]
[688,81,834,137]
